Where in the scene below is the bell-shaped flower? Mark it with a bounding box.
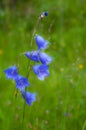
[22,91,36,106]
[15,75,30,91]
[4,66,18,80]
[40,12,48,19]
[39,52,52,65]
[35,35,49,50]
[25,51,40,62]
[33,64,50,80]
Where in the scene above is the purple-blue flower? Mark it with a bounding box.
[4,66,18,80]
[25,51,40,62]
[15,75,30,91]
[33,64,50,80]
[42,12,48,16]
[22,91,36,106]
[35,35,49,50]
[39,52,52,65]
[40,12,48,18]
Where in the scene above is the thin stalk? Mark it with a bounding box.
[21,13,43,130]
[17,53,25,72]
[30,17,41,47]
[21,61,31,130]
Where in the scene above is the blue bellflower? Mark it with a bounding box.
[33,64,50,80]
[22,91,36,106]
[4,66,18,80]
[39,52,52,65]
[35,35,49,50]
[40,12,48,19]
[15,75,30,91]
[25,51,40,62]
[42,12,48,16]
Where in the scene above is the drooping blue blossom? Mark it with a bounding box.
[35,35,49,50]
[25,51,40,62]
[4,66,18,80]
[43,12,48,16]
[22,91,36,106]
[39,52,52,65]
[15,75,30,91]
[40,12,48,18]
[33,64,50,80]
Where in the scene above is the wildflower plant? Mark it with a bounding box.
[4,11,52,104]
[4,11,52,128]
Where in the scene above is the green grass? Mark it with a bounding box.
[0,0,86,130]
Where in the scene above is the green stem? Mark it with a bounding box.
[30,17,41,47]
[21,61,31,130]
[21,14,41,130]
[82,120,86,130]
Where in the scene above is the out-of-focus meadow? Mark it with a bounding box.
[0,0,86,130]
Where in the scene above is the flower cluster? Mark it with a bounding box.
[25,35,52,80]
[4,35,52,106]
[4,65,36,106]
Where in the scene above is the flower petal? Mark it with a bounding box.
[4,66,18,80]
[35,35,49,50]
[22,91,36,106]
[25,51,40,62]
[33,64,50,80]
[15,75,30,91]
[39,52,52,65]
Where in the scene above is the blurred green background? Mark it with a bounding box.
[0,0,86,130]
